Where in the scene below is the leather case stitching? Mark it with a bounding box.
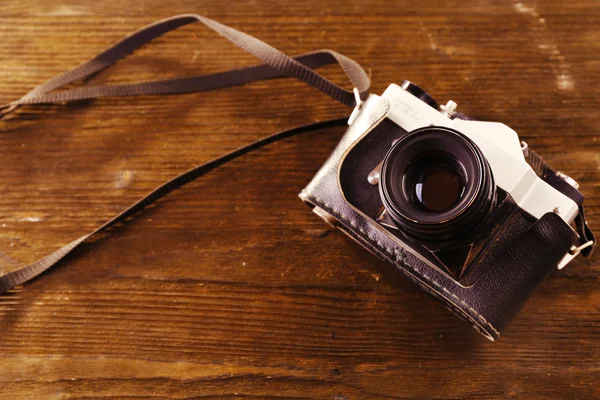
[304,192,501,338]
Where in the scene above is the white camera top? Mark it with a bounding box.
[377,82,579,228]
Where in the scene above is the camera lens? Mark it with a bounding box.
[407,153,466,212]
[379,126,494,242]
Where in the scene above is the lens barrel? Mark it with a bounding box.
[379,126,495,242]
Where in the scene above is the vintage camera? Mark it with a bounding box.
[300,81,594,340]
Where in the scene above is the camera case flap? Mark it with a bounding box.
[300,94,579,340]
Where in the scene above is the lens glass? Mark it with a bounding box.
[405,152,466,213]
[415,166,464,212]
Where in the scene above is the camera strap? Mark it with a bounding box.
[0,15,592,293]
[0,14,370,293]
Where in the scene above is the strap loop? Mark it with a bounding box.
[0,14,370,293]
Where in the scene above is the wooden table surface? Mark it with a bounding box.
[0,1,598,399]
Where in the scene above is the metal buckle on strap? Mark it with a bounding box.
[347,87,365,125]
[569,240,594,256]
[559,240,595,270]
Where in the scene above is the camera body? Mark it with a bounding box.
[300,81,589,340]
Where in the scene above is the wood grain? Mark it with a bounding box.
[0,1,598,399]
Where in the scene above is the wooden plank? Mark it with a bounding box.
[0,1,598,399]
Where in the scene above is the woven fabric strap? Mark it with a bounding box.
[0,14,370,293]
